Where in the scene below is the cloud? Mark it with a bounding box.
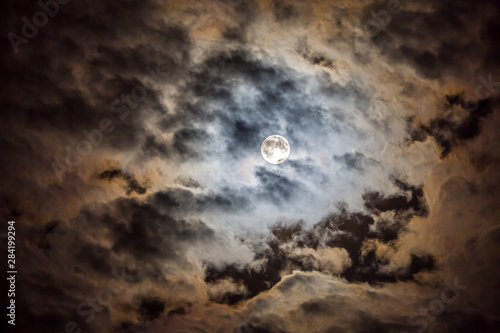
[333,151,378,172]
[96,167,148,195]
[1,0,500,332]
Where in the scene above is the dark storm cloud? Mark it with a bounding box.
[363,0,500,79]
[10,226,114,332]
[227,119,264,154]
[312,203,432,283]
[222,26,246,42]
[104,198,215,261]
[118,299,188,332]
[138,297,166,322]
[363,179,427,217]
[296,298,413,333]
[272,0,297,21]
[200,49,279,86]
[174,175,203,189]
[150,46,372,164]
[255,167,302,204]
[205,254,285,305]
[434,311,500,333]
[0,0,194,218]
[315,75,371,123]
[96,168,147,195]
[297,38,335,70]
[2,0,500,332]
[75,242,114,275]
[36,220,60,254]
[406,95,494,158]
[286,158,326,179]
[141,134,170,158]
[2,0,187,132]
[216,0,260,42]
[150,186,250,213]
[333,152,377,173]
[350,312,412,333]
[14,190,224,332]
[481,17,500,68]
[3,6,192,182]
[172,127,211,159]
[206,180,434,305]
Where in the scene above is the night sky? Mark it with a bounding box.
[1,0,500,332]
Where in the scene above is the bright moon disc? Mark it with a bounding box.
[261,135,290,164]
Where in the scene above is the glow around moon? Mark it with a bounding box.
[261,135,290,164]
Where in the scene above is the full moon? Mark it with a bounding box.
[261,135,290,164]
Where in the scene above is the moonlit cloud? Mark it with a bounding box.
[1,0,500,332]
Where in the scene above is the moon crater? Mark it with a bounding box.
[261,135,290,164]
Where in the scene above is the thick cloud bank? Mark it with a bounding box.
[1,0,499,332]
